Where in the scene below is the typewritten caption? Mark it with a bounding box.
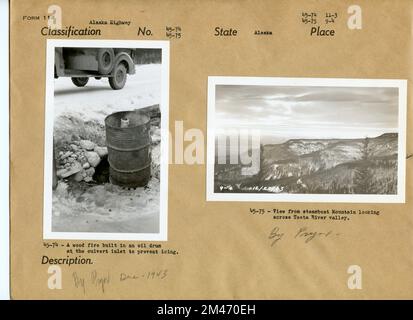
[250,207,380,222]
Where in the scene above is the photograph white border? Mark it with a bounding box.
[207,76,407,203]
[43,39,169,240]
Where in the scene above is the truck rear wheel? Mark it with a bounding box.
[97,48,114,74]
[109,64,127,90]
[71,77,89,87]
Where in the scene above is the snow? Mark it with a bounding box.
[52,172,160,233]
[54,64,161,122]
[288,141,329,156]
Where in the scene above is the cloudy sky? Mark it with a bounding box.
[215,85,399,143]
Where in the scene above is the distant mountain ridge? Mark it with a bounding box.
[214,133,398,194]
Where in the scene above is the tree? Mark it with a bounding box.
[353,137,374,194]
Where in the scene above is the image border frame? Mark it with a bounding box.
[43,39,170,241]
[206,76,407,203]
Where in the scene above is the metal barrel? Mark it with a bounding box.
[105,111,151,187]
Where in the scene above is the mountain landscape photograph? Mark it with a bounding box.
[212,82,401,196]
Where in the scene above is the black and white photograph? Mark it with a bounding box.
[207,77,406,203]
[43,40,169,240]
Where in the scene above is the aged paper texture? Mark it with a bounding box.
[10,0,413,299]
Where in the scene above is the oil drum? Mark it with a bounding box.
[105,111,151,187]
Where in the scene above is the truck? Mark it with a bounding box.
[54,47,136,90]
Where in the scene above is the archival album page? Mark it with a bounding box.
[9,0,413,299]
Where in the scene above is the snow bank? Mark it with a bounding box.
[54,64,162,123]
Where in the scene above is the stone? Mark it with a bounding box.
[84,176,93,182]
[70,144,79,151]
[80,140,96,151]
[61,151,73,160]
[83,162,90,169]
[85,167,95,177]
[94,146,108,158]
[56,169,66,178]
[85,151,100,167]
[73,171,84,182]
[56,161,82,178]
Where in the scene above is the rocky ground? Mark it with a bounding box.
[51,65,163,234]
[56,139,108,183]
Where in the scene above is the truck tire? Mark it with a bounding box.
[97,48,114,74]
[71,77,89,87]
[109,63,127,90]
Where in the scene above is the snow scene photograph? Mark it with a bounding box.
[207,77,406,203]
[43,41,169,240]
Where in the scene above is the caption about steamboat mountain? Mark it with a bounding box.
[250,207,380,221]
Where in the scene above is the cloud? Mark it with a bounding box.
[215,85,399,138]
